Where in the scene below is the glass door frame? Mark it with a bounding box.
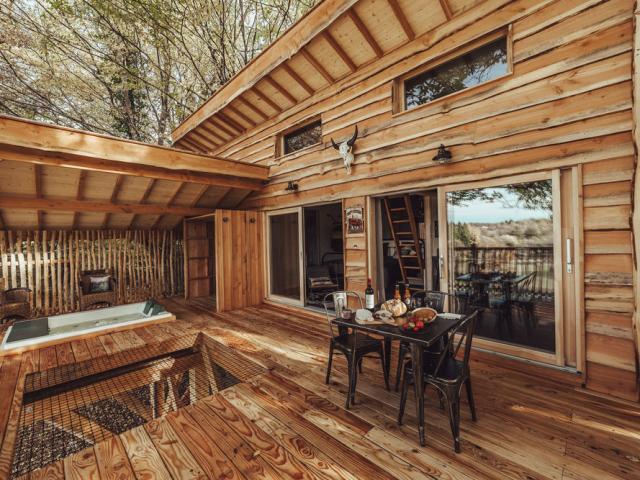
[437,170,572,367]
[265,207,305,306]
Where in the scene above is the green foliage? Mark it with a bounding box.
[0,0,317,143]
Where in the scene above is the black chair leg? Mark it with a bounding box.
[394,343,407,392]
[397,369,409,425]
[358,358,363,373]
[379,350,390,390]
[465,376,477,421]
[445,393,461,453]
[325,342,334,384]
[346,358,357,409]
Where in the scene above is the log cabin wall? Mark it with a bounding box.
[185,0,638,400]
[0,230,184,317]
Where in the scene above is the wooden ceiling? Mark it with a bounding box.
[0,116,269,230]
[172,0,481,152]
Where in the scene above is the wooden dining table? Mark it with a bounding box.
[331,312,464,446]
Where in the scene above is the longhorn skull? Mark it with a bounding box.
[331,126,358,175]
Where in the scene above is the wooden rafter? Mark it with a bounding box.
[216,112,246,134]
[127,178,156,229]
[263,76,298,105]
[71,170,86,230]
[189,131,219,150]
[206,118,236,139]
[281,63,315,96]
[199,122,229,144]
[226,104,257,128]
[386,0,415,40]
[0,115,267,180]
[0,147,265,191]
[178,138,205,152]
[34,164,43,229]
[237,95,269,122]
[233,190,253,208]
[0,195,213,216]
[151,182,184,229]
[346,9,383,58]
[300,49,335,83]
[216,188,235,208]
[191,185,209,207]
[253,85,283,114]
[438,0,453,20]
[322,31,357,72]
[102,175,124,228]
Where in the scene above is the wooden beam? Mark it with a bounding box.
[253,85,283,114]
[205,118,236,139]
[631,2,640,396]
[216,112,246,134]
[151,183,184,229]
[386,0,415,40]
[128,178,156,229]
[346,9,383,58]
[281,63,315,96]
[191,185,210,207]
[322,31,357,72]
[171,0,360,141]
[438,0,453,20]
[237,95,269,122]
[300,49,335,83]
[197,122,229,144]
[0,115,268,180]
[0,196,213,216]
[0,146,265,191]
[178,138,204,152]
[102,175,124,228]
[234,190,253,208]
[226,104,257,128]
[187,131,219,150]
[263,76,298,105]
[72,170,85,230]
[34,164,42,229]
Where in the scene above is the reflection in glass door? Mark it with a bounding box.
[267,210,302,303]
[445,179,556,354]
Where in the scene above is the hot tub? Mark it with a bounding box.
[1,301,174,352]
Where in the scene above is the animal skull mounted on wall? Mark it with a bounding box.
[331,126,358,175]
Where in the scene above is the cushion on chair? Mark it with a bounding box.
[309,276,336,288]
[89,275,111,293]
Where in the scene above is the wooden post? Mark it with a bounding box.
[631,1,640,395]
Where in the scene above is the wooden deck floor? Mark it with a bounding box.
[1,298,639,479]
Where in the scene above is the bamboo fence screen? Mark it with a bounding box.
[0,230,184,317]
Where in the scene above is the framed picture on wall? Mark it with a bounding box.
[345,205,364,235]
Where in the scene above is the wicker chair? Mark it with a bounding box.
[78,269,117,310]
[0,288,32,323]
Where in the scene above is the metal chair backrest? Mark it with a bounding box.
[411,290,445,311]
[322,291,363,338]
[433,310,478,380]
[441,291,470,315]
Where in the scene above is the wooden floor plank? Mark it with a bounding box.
[29,459,65,479]
[69,340,92,362]
[63,448,101,480]
[56,342,75,366]
[144,418,207,480]
[94,436,136,480]
[120,425,172,480]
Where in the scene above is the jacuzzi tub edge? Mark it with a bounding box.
[1,302,175,355]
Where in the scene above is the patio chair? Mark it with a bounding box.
[323,291,389,409]
[306,265,339,306]
[398,310,479,452]
[0,288,32,323]
[78,269,117,310]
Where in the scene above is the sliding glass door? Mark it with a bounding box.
[267,208,303,305]
[439,171,579,367]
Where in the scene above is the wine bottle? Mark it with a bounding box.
[404,283,412,309]
[394,283,401,300]
[365,278,375,310]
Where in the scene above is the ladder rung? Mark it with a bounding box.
[404,266,422,270]
[389,207,405,212]
[392,220,409,224]
[396,232,412,236]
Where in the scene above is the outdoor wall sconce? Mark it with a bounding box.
[432,144,452,164]
[285,181,299,192]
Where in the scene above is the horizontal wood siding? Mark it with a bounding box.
[200,0,638,400]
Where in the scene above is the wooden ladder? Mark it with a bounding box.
[383,195,424,292]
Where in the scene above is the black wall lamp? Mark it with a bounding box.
[285,181,299,192]
[432,144,452,164]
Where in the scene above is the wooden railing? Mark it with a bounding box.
[451,246,554,297]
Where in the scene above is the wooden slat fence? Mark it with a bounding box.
[0,230,184,317]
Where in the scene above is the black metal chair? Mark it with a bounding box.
[323,291,389,409]
[397,310,479,452]
[393,291,469,391]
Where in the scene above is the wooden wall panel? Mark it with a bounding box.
[0,230,184,317]
[343,197,368,305]
[195,0,638,401]
[215,210,263,312]
[184,220,214,299]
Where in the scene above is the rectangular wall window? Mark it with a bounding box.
[403,36,508,111]
[268,211,301,301]
[446,180,556,353]
[282,120,322,155]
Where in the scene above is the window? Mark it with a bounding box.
[403,37,508,111]
[282,120,322,155]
